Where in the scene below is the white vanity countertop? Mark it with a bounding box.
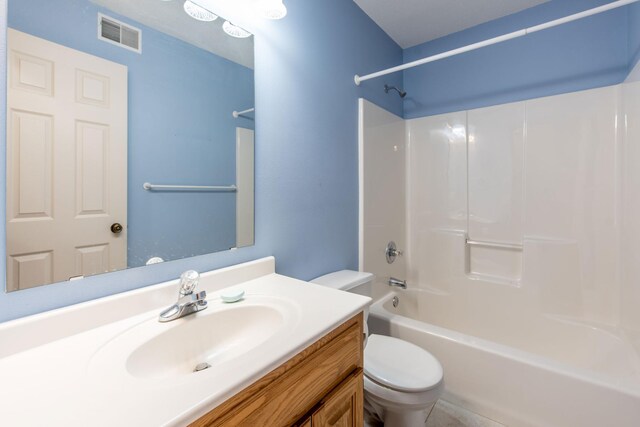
[0,257,370,426]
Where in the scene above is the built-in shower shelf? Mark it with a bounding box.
[465,238,523,251]
[465,236,523,286]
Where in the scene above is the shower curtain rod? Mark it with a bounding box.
[354,0,639,85]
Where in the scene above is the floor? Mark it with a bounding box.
[426,400,505,427]
[365,399,505,427]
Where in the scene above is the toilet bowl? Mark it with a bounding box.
[311,271,443,426]
[364,333,443,425]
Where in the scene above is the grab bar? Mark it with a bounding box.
[466,237,522,251]
[143,183,237,192]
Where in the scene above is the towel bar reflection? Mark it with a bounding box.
[232,108,255,118]
[466,238,522,251]
[143,182,237,192]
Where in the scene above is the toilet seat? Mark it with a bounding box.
[364,334,443,393]
[364,374,441,409]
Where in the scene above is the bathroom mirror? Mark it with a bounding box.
[5,0,255,292]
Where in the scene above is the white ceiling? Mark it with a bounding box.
[91,0,254,68]
[353,0,550,49]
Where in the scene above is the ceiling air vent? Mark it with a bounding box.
[98,13,142,53]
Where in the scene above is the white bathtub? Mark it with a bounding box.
[367,290,640,427]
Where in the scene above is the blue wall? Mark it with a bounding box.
[8,0,255,268]
[630,2,640,72]
[403,0,632,118]
[0,0,402,322]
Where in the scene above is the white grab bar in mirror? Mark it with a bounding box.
[232,108,255,118]
[143,182,237,192]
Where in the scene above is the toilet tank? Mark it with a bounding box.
[310,270,374,297]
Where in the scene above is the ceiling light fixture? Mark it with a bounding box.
[183,0,218,22]
[222,21,252,38]
[261,0,287,20]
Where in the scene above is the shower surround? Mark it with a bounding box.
[359,73,640,426]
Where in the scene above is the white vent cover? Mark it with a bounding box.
[98,13,142,53]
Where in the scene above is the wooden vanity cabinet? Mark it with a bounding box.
[308,370,363,426]
[191,313,364,427]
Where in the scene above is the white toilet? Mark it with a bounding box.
[311,270,443,426]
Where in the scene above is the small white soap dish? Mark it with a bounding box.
[220,288,245,303]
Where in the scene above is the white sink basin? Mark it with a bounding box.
[88,295,299,381]
[128,304,284,379]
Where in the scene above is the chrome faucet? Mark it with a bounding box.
[388,277,407,289]
[158,270,208,322]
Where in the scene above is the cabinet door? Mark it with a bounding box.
[312,371,363,427]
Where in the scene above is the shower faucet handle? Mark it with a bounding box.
[385,241,403,264]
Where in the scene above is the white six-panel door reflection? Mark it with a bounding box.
[6,29,127,291]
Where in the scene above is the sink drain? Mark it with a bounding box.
[194,362,211,372]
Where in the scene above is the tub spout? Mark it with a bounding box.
[388,277,407,289]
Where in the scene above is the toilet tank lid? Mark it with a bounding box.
[310,270,374,291]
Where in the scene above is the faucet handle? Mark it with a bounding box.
[179,270,200,296]
[385,241,403,264]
